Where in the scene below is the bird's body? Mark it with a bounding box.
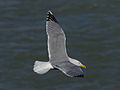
[33,11,86,77]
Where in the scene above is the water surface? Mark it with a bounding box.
[0,0,120,90]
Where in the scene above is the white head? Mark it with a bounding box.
[69,58,86,68]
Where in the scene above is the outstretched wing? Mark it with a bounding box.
[54,61,84,77]
[46,11,68,61]
[45,11,84,77]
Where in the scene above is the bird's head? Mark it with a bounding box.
[69,58,86,69]
[76,61,86,69]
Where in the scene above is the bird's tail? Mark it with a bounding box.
[33,61,53,74]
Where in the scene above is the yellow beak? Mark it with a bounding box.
[81,64,86,69]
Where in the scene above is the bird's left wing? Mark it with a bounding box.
[46,11,68,62]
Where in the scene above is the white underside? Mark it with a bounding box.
[33,61,53,74]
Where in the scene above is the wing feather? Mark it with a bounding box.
[53,61,84,77]
[46,11,68,61]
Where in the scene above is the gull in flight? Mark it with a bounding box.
[33,11,86,77]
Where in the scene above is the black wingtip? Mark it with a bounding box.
[74,74,84,77]
[46,10,58,23]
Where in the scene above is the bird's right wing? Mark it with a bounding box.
[53,61,84,77]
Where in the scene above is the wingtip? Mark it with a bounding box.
[46,10,58,23]
[48,10,53,15]
[74,74,84,77]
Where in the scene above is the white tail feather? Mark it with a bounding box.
[33,61,53,74]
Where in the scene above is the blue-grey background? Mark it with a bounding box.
[0,0,120,90]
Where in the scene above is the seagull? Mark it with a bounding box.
[33,11,86,77]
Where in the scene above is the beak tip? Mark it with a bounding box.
[81,65,86,69]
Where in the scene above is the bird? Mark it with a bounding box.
[33,10,86,77]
